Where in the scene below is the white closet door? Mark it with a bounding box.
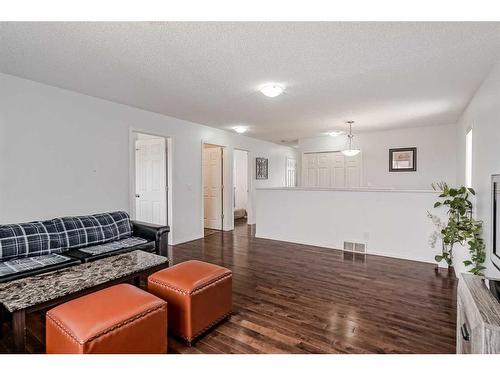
[331,153,346,187]
[301,151,362,188]
[286,158,297,187]
[303,154,318,187]
[317,153,331,187]
[345,153,361,187]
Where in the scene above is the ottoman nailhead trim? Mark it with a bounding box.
[149,279,190,295]
[191,273,232,296]
[46,303,166,346]
[149,272,232,296]
[182,311,233,343]
[46,314,82,346]
[86,304,167,344]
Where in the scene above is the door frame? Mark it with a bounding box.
[129,129,173,245]
[201,142,226,234]
[234,148,253,224]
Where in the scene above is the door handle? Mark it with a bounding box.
[135,194,140,198]
[461,323,470,341]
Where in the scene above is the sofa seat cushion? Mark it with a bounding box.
[0,253,73,277]
[59,211,132,249]
[0,219,65,261]
[79,237,149,256]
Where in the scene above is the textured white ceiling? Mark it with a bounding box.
[2,22,500,143]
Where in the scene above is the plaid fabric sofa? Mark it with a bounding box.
[0,211,169,283]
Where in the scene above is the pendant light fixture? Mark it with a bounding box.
[341,121,361,157]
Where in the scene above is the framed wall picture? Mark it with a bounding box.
[389,147,417,172]
[256,157,269,180]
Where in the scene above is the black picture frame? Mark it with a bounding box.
[389,147,417,172]
[256,157,269,180]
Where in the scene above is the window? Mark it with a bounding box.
[465,128,473,188]
[286,158,297,187]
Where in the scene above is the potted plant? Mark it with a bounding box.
[428,182,486,275]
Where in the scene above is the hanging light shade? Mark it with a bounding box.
[341,121,361,157]
[342,149,361,157]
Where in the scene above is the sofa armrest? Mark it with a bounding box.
[131,221,170,259]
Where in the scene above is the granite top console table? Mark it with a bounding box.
[0,250,168,353]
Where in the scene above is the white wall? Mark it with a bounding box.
[233,149,248,210]
[0,73,296,245]
[456,58,500,278]
[256,188,445,265]
[298,124,457,190]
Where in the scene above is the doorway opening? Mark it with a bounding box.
[132,132,171,241]
[233,149,249,228]
[203,143,224,237]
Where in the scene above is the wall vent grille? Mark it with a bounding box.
[343,241,367,253]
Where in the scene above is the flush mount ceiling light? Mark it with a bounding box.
[233,126,248,134]
[259,83,285,98]
[341,121,361,157]
[328,130,344,137]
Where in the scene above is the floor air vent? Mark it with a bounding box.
[343,241,367,253]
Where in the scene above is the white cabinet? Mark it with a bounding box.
[302,152,361,188]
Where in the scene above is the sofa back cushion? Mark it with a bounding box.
[0,219,66,261]
[0,211,133,261]
[59,211,132,249]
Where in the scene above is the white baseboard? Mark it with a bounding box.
[171,234,203,246]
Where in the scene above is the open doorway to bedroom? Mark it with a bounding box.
[233,149,249,227]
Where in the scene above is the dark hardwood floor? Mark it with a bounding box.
[203,228,220,237]
[0,220,457,354]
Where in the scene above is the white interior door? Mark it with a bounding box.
[233,150,248,209]
[317,153,331,187]
[345,153,361,187]
[331,153,346,187]
[301,151,361,188]
[303,154,318,187]
[135,137,167,225]
[286,158,297,187]
[203,146,223,230]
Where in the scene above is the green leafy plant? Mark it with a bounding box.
[429,182,486,275]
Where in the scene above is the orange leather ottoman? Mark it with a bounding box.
[148,260,232,344]
[46,284,167,354]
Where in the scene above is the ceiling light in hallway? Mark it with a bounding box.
[260,83,285,98]
[233,126,248,134]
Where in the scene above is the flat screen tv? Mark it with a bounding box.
[491,175,500,272]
